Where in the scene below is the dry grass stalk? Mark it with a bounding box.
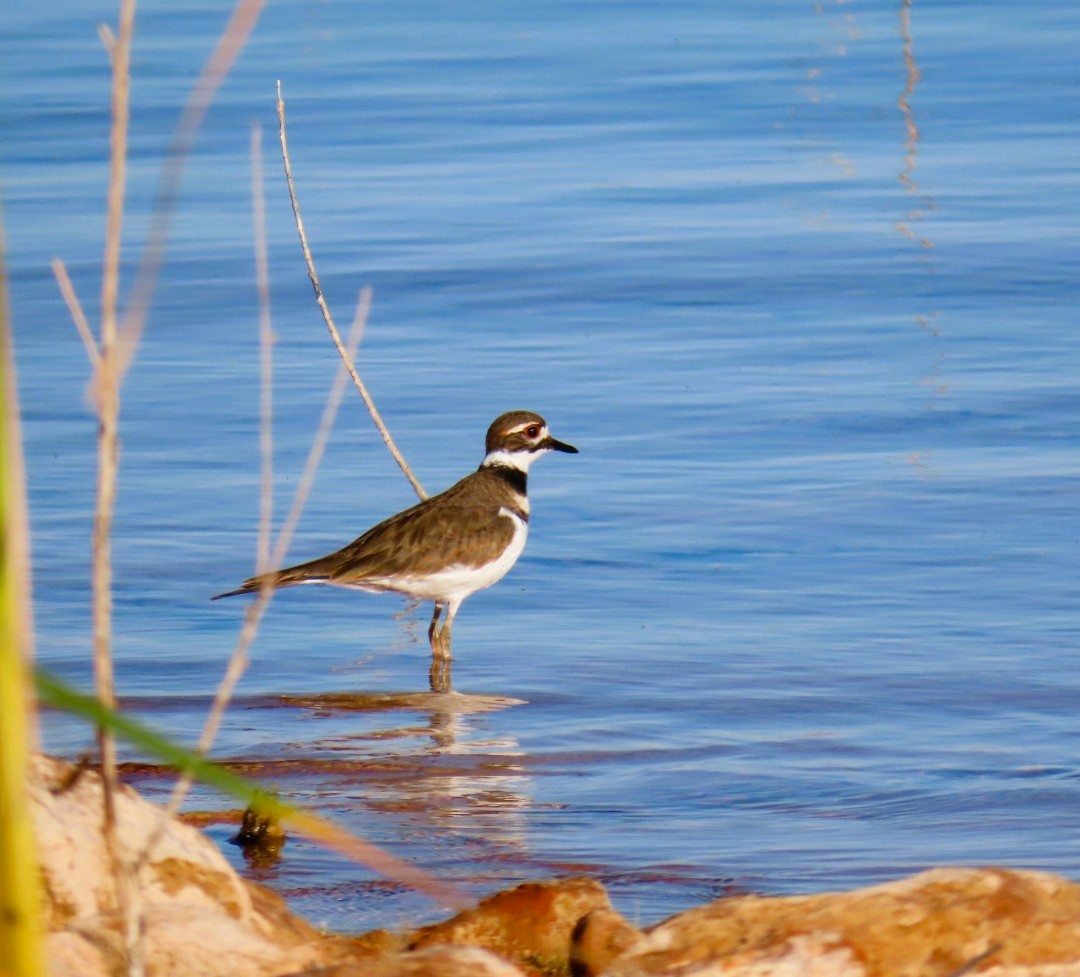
[51,0,268,804]
[93,0,134,825]
[116,0,270,380]
[153,291,369,833]
[50,2,269,971]
[183,95,469,897]
[139,289,461,906]
[269,287,372,571]
[51,259,101,372]
[252,123,274,576]
[50,0,461,929]
[275,80,428,502]
[138,143,440,901]
[285,807,469,909]
[0,199,47,977]
[93,0,146,972]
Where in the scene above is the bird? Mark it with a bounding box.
[213,410,577,671]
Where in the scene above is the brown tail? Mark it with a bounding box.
[210,580,261,600]
[211,564,329,600]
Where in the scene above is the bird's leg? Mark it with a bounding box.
[429,600,460,661]
[427,600,460,693]
[438,599,460,660]
[428,603,446,658]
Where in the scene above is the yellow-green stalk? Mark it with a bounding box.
[0,203,46,976]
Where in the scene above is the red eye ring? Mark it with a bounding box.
[525,425,541,439]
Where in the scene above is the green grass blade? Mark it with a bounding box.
[34,671,286,820]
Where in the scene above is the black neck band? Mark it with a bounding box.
[486,464,528,497]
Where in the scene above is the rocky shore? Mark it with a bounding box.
[33,755,1080,977]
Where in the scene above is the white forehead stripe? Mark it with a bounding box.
[505,421,547,436]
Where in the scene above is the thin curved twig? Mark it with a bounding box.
[275,80,427,501]
[251,123,274,576]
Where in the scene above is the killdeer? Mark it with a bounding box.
[213,411,577,668]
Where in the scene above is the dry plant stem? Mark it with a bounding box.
[51,259,101,371]
[275,81,428,502]
[116,0,269,380]
[50,0,265,960]
[137,302,473,907]
[95,0,145,973]
[251,123,274,575]
[145,297,370,846]
[134,306,459,904]
[97,24,117,61]
[94,0,134,752]
[137,121,285,854]
[269,288,371,570]
[286,809,469,910]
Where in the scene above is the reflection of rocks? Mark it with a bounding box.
[32,754,1080,976]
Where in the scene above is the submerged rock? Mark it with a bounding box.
[230,801,288,868]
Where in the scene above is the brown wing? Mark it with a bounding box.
[326,494,517,583]
[212,468,522,598]
[326,466,525,581]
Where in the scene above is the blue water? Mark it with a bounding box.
[5,0,1080,932]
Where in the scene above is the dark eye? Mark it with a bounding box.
[525,425,541,439]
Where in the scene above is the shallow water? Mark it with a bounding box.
[5,0,1080,932]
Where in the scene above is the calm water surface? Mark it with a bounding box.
[4,0,1080,931]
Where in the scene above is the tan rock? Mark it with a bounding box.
[45,930,110,977]
[35,754,1080,977]
[30,755,355,977]
[409,877,613,975]
[33,754,253,927]
[603,868,1080,977]
[300,945,529,977]
[570,906,642,976]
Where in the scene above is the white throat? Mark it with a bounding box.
[481,448,546,472]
